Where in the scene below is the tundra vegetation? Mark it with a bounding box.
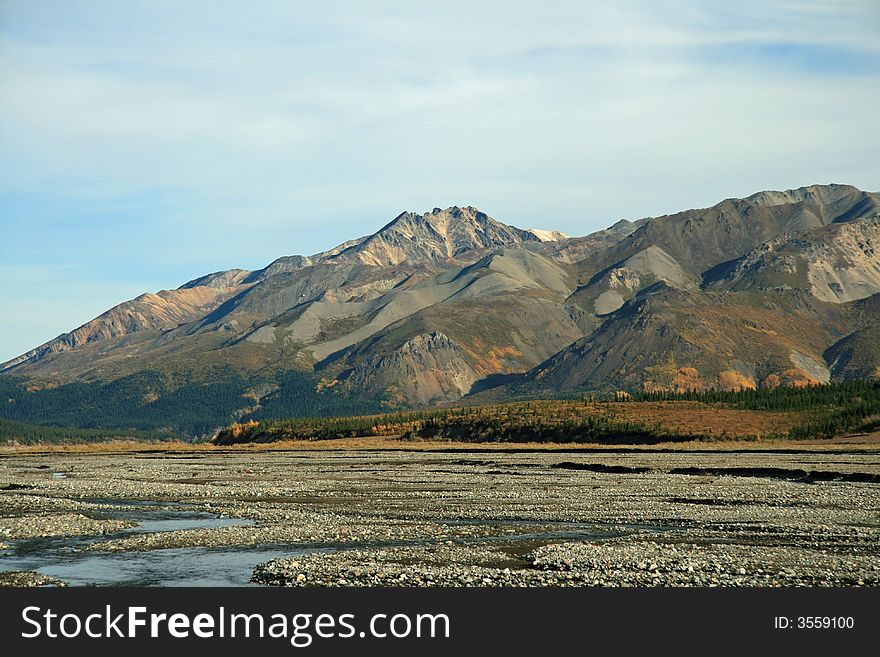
[213,381,880,446]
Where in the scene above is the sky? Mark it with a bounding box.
[1,1,879,362]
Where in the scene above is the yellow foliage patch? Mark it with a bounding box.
[717,371,756,392]
[673,367,703,393]
[779,368,822,388]
[226,420,260,438]
[464,338,524,375]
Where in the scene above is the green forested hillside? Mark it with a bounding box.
[0,418,173,444]
[3,371,878,444]
[0,369,383,439]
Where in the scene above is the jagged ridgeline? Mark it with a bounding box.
[3,185,880,439]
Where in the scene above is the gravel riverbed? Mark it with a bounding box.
[1,447,878,586]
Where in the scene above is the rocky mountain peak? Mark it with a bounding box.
[744,183,860,208]
[6,184,880,420]
[323,205,539,267]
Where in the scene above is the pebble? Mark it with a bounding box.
[0,571,67,587]
[0,449,877,587]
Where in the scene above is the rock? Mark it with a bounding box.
[0,571,67,587]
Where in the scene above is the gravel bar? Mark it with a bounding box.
[1,448,878,586]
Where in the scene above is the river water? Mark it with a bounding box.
[0,502,308,586]
[1,502,665,586]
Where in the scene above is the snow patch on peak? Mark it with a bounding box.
[527,228,569,242]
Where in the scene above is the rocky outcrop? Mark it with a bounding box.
[335,332,480,405]
[323,206,540,267]
[705,214,880,303]
[594,185,880,275]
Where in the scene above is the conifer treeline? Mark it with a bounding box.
[633,380,880,438]
[4,372,878,444]
[217,380,880,445]
[216,401,672,444]
[633,380,880,412]
[0,369,382,439]
[0,418,172,444]
[406,413,661,443]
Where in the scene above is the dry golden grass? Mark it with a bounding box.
[3,432,879,455]
[598,401,801,437]
[3,397,876,456]
[0,440,207,455]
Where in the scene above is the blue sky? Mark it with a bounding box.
[1,0,879,362]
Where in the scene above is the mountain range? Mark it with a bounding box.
[3,184,880,436]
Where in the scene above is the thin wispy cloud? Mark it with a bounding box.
[1,0,878,361]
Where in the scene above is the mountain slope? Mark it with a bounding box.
[3,185,880,437]
[2,205,539,379]
[589,184,878,276]
[2,284,252,372]
[525,285,843,394]
[321,248,583,404]
[704,214,880,303]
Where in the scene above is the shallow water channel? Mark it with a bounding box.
[0,501,297,586]
[0,501,664,586]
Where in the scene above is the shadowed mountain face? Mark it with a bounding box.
[3,185,880,434]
